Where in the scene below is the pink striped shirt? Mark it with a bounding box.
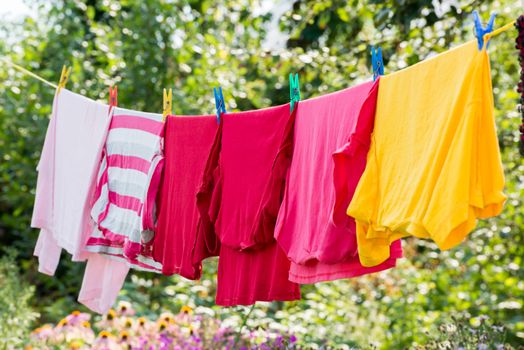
[85,107,164,272]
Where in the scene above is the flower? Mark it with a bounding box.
[106,309,117,321]
[69,340,82,349]
[180,305,193,314]
[160,312,176,324]
[137,317,147,327]
[123,317,133,329]
[119,330,130,343]
[66,311,90,326]
[57,317,69,328]
[29,302,301,349]
[158,320,168,331]
[31,324,54,340]
[92,330,119,350]
[159,332,174,345]
[99,330,112,339]
[117,301,135,316]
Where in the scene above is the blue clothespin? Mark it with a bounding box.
[214,86,226,124]
[473,11,496,50]
[371,46,384,81]
[289,73,300,112]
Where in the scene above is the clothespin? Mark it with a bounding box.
[214,86,226,124]
[108,86,118,108]
[289,73,300,112]
[371,46,384,81]
[162,88,172,122]
[56,65,71,95]
[473,11,496,50]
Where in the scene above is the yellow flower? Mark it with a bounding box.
[82,321,91,328]
[33,324,53,334]
[124,318,133,328]
[71,310,81,316]
[160,312,176,324]
[24,346,33,350]
[137,317,147,327]
[99,330,112,339]
[106,309,116,321]
[120,330,130,342]
[181,305,193,314]
[118,301,132,314]
[57,318,69,327]
[158,320,168,331]
[69,340,82,349]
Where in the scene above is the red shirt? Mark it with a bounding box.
[196,104,300,306]
[153,115,218,279]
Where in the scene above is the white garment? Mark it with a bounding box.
[31,89,112,274]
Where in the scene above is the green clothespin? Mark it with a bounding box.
[289,73,300,112]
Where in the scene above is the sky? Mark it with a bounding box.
[0,0,31,17]
[0,0,290,49]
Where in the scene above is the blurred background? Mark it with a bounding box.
[0,0,523,349]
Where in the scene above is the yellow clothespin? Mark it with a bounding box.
[57,65,71,95]
[162,88,172,122]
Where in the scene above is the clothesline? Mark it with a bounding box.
[0,57,58,89]
[484,21,515,41]
[0,20,515,95]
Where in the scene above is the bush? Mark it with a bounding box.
[0,249,39,349]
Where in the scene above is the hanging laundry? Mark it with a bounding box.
[196,104,300,306]
[347,40,506,267]
[84,107,164,272]
[31,89,112,275]
[78,253,129,314]
[274,81,402,284]
[151,114,219,279]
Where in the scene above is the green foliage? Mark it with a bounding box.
[421,314,514,350]
[0,0,523,349]
[0,249,39,348]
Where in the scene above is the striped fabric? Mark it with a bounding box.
[85,107,164,272]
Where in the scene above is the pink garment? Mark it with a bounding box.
[197,104,300,306]
[217,244,300,306]
[78,253,129,314]
[152,115,219,278]
[85,107,164,272]
[31,89,112,275]
[274,80,402,284]
[288,256,398,284]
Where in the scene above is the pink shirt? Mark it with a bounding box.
[197,104,300,306]
[152,114,219,278]
[85,107,165,272]
[274,80,402,283]
[31,89,112,274]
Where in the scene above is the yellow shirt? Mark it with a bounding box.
[347,40,506,267]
